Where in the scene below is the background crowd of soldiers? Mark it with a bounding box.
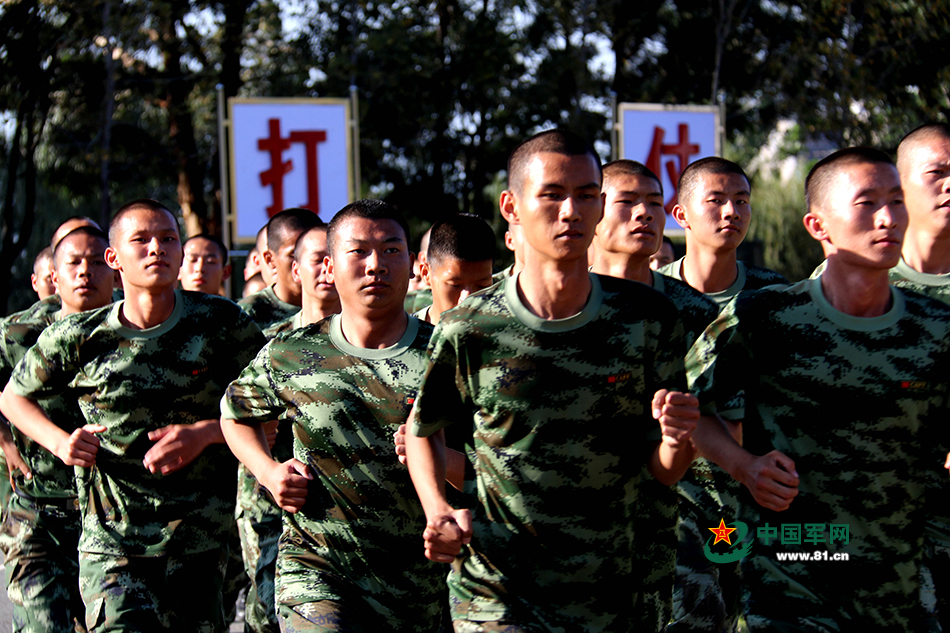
[0,124,947,632]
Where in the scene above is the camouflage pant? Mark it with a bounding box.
[634,476,678,631]
[451,620,544,633]
[223,513,249,624]
[277,600,449,633]
[0,453,13,558]
[669,462,742,633]
[238,463,281,633]
[2,493,85,633]
[79,548,228,632]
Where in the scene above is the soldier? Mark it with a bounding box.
[415,214,495,326]
[588,159,719,629]
[0,199,264,631]
[221,199,445,631]
[590,159,718,347]
[650,236,676,270]
[661,157,787,306]
[29,247,55,300]
[179,234,232,296]
[690,147,950,630]
[239,224,342,633]
[5,217,104,326]
[240,208,322,329]
[0,226,115,632]
[658,156,787,632]
[892,123,950,629]
[405,129,699,632]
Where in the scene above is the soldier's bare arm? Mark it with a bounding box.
[649,388,699,485]
[692,413,799,511]
[394,422,466,491]
[0,419,30,482]
[221,416,311,513]
[142,419,225,475]
[405,427,472,563]
[0,389,103,467]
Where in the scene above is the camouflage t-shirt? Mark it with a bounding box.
[9,290,264,557]
[0,310,84,500]
[3,295,63,325]
[651,271,718,348]
[220,314,444,631]
[403,287,433,313]
[411,272,686,632]
[239,284,300,329]
[660,258,788,306]
[687,277,950,629]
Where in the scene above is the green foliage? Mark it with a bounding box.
[746,172,825,282]
[3,0,950,310]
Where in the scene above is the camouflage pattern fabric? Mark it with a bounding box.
[0,311,88,631]
[237,311,306,633]
[687,277,950,630]
[238,284,300,330]
[220,314,444,632]
[490,265,514,286]
[79,548,228,632]
[403,287,433,313]
[651,271,719,349]
[411,273,686,632]
[8,290,263,558]
[0,312,81,499]
[235,284,299,631]
[659,258,788,307]
[659,260,788,633]
[887,257,950,632]
[3,295,62,325]
[3,494,85,633]
[810,257,950,629]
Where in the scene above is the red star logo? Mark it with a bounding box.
[708,518,737,545]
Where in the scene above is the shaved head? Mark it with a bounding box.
[896,123,950,178]
[805,147,896,213]
[507,129,602,195]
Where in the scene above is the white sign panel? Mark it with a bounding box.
[618,104,721,232]
[230,98,352,242]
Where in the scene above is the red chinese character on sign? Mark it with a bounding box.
[258,119,328,217]
[645,124,700,214]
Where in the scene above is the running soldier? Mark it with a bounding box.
[0,227,114,632]
[690,147,950,630]
[661,157,787,305]
[415,214,495,326]
[588,159,719,629]
[240,224,342,633]
[0,199,264,632]
[236,208,321,632]
[179,234,232,296]
[29,248,55,301]
[405,129,699,632]
[659,156,787,633]
[221,200,445,631]
[239,208,322,329]
[893,123,950,629]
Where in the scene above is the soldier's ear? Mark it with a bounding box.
[105,247,122,272]
[803,211,827,242]
[671,203,689,230]
[324,256,334,284]
[500,190,519,224]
